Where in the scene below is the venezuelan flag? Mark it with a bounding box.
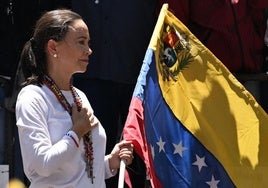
[123,4,268,188]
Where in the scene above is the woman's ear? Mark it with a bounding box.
[47,39,58,57]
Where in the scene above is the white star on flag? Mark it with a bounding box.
[173,141,187,157]
[150,145,155,160]
[156,137,165,152]
[192,154,207,172]
[206,175,220,188]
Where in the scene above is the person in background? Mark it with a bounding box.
[0,80,7,165]
[159,0,268,111]
[265,12,268,46]
[16,9,133,188]
[71,1,158,187]
[0,1,42,184]
[1,1,71,185]
[0,0,25,168]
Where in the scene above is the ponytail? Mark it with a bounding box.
[20,36,48,86]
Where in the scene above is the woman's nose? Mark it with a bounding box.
[85,47,93,56]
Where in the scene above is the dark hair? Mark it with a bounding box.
[19,9,82,86]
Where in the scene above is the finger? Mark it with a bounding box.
[86,109,93,116]
[89,115,94,123]
[122,155,133,165]
[119,147,132,153]
[120,147,133,155]
[72,104,77,113]
[119,140,133,146]
[118,141,133,151]
[119,149,133,159]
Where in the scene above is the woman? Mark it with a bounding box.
[15,9,133,188]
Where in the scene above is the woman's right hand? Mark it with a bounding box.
[71,104,98,139]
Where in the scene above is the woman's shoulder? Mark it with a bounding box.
[17,84,47,104]
[16,84,49,115]
[19,84,44,96]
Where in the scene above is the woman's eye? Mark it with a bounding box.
[79,40,85,45]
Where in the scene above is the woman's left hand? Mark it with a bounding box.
[108,140,134,171]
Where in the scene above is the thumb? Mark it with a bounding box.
[72,104,77,114]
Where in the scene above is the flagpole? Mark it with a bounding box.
[118,159,126,188]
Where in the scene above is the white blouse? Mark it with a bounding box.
[16,84,116,188]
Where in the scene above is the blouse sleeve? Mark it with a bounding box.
[16,86,78,177]
[104,155,117,179]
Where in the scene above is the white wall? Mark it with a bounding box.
[0,165,9,188]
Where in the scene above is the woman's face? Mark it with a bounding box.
[55,19,92,75]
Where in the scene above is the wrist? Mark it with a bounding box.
[70,127,83,140]
[66,130,79,148]
[108,154,117,171]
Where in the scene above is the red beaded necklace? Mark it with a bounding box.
[43,75,95,183]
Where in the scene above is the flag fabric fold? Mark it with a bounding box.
[123,4,268,188]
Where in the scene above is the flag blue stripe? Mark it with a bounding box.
[136,49,236,188]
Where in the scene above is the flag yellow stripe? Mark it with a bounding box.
[153,4,268,187]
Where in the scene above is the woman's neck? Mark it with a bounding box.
[47,72,71,90]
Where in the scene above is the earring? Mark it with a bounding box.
[53,54,57,58]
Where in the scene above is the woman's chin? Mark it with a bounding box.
[75,68,87,74]
[76,64,88,73]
